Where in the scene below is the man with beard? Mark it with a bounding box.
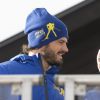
[0,8,69,100]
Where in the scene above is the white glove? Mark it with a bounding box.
[97,49,100,71]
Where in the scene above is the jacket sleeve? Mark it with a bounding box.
[0,61,11,74]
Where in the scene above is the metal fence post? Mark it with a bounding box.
[65,79,75,100]
[22,79,33,100]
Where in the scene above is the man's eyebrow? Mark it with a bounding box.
[63,38,68,42]
[59,39,68,43]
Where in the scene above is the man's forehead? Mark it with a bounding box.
[48,37,68,46]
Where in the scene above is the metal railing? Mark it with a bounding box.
[0,75,100,100]
[0,75,41,100]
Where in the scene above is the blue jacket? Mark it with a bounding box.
[0,54,64,100]
[84,89,100,100]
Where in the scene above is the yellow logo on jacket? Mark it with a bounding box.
[44,23,57,40]
[54,85,64,96]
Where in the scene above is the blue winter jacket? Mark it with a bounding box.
[0,54,64,100]
[84,89,100,100]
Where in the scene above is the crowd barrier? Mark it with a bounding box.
[0,75,100,100]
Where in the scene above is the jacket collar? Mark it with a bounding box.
[10,54,60,75]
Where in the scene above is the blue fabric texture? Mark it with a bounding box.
[0,54,64,100]
[24,8,68,48]
[84,89,100,100]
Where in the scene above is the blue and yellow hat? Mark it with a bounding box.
[24,8,68,48]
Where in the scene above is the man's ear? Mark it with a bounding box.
[38,46,46,55]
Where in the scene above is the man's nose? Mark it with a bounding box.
[62,44,69,53]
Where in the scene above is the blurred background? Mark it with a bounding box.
[0,0,100,74]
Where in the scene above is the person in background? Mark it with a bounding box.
[97,49,100,71]
[84,49,100,100]
[0,8,69,100]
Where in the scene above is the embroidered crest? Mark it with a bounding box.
[54,85,64,96]
[44,23,57,40]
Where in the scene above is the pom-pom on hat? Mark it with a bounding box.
[24,8,68,48]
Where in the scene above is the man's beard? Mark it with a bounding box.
[42,46,63,67]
